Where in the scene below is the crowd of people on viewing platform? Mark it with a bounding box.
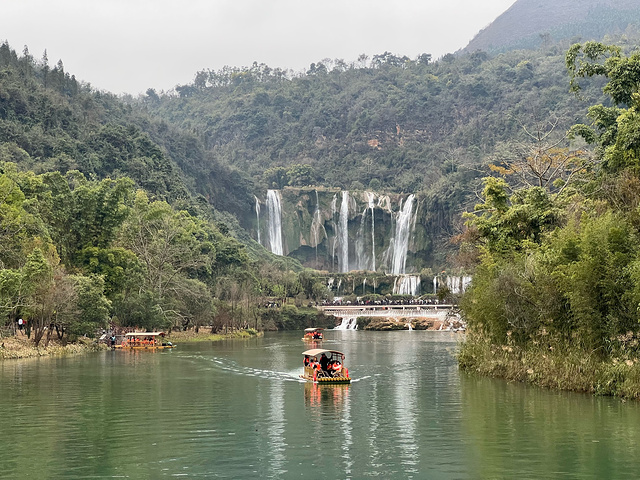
[320,297,444,307]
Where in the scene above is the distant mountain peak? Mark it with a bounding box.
[462,0,640,54]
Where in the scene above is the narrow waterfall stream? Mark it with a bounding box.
[254,195,261,245]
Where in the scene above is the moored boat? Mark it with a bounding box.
[114,332,176,350]
[300,348,351,384]
[302,327,323,342]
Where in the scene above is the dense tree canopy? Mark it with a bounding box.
[461,40,640,361]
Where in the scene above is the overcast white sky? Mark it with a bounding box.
[1,0,515,96]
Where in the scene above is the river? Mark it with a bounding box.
[1,330,639,479]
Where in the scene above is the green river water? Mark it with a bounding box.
[1,330,639,479]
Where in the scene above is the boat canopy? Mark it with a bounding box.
[302,348,344,357]
[304,328,324,333]
[124,332,165,337]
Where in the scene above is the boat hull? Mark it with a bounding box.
[114,345,176,350]
[300,374,351,384]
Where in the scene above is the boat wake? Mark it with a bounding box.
[180,355,306,383]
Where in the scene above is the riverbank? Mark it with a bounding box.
[0,335,108,360]
[458,332,640,399]
[356,316,465,331]
[167,328,263,343]
[0,328,264,359]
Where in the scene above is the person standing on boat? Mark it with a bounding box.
[320,353,330,373]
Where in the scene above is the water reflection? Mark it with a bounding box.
[3,332,640,479]
[303,383,353,475]
[459,373,640,479]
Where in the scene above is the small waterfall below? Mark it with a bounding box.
[335,317,358,330]
[391,194,415,274]
[362,278,367,295]
[266,189,284,256]
[433,276,438,294]
[338,191,350,273]
[254,195,261,245]
[446,275,473,294]
[393,275,421,296]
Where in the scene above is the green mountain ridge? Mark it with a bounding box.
[463,0,640,54]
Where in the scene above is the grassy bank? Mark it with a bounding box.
[0,335,108,360]
[167,328,262,343]
[458,332,640,399]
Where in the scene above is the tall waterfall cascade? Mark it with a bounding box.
[266,189,284,256]
[368,192,376,272]
[338,191,350,273]
[310,190,326,262]
[254,196,261,246]
[390,194,416,275]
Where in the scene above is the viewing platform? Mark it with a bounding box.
[319,304,456,320]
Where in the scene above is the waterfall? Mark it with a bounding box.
[331,194,338,272]
[393,275,421,296]
[362,278,367,294]
[391,194,415,274]
[266,189,284,256]
[433,276,438,295]
[338,191,350,273]
[254,195,261,245]
[355,191,377,271]
[445,275,473,294]
[310,190,326,263]
[368,192,376,272]
[355,206,368,271]
[335,317,358,330]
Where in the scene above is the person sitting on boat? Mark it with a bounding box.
[303,356,310,367]
[331,361,343,376]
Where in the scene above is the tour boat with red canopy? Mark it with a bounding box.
[302,327,323,342]
[115,332,176,350]
[301,348,351,384]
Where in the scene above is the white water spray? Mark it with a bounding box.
[367,191,376,272]
[393,275,421,295]
[335,317,358,330]
[254,195,261,245]
[338,191,350,273]
[391,194,415,274]
[266,189,284,256]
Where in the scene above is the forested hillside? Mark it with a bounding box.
[0,42,289,343]
[141,36,614,237]
[458,40,640,397]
